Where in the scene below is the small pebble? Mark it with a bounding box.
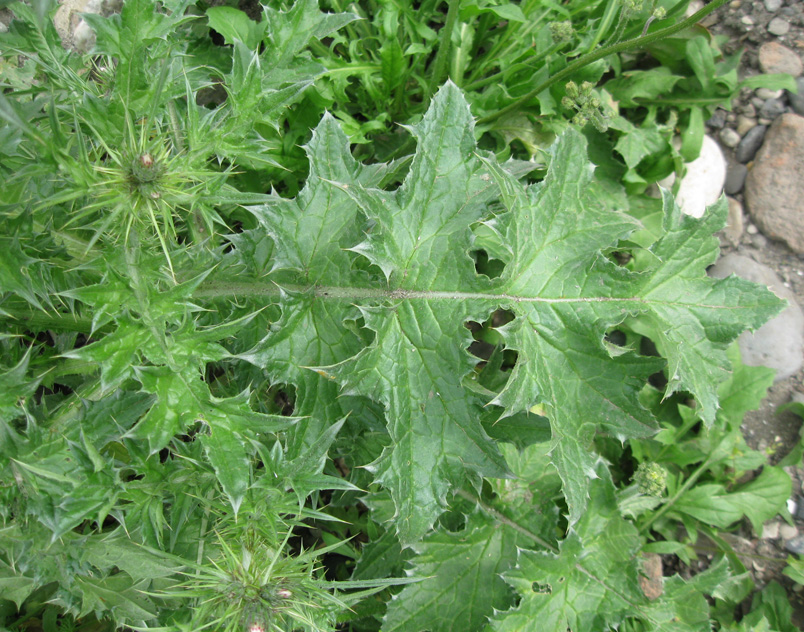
[725,163,748,194]
[724,197,744,245]
[756,88,784,100]
[737,115,757,136]
[719,127,741,148]
[707,110,727,129]
[747,223,759,235]
[764,0,782,11]
[758,117,774,126]
[768,17,791,36]
[762,520,781,539]
[752,96,766,108]
[760,98,786,119]
[741,102,757,117]
[736,125,767,163]
[741,15,754,26]
[789,76,804,116]
[752,232,769,249]
[781,523,800,540]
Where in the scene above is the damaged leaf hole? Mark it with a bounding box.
[466,309,517,391]
[471,248,505,279]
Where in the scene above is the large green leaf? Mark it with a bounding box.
[233,82,782,540]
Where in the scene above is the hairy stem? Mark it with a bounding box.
[639,454,715,534]
[428,0,462,97]
[1,307,95,334]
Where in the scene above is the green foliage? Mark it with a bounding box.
[1,0,800,630]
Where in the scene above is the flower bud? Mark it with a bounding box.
[549,20,573,43]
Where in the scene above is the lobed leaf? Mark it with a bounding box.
[237,81,783,540]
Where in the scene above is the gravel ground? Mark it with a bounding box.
[698,0,804,622]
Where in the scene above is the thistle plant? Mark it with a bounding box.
[1,0,800,630]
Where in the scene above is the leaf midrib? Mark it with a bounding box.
[192,281,762,310]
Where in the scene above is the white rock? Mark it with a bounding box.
[756,88,784,100]
[762,520,781,539]
[675,135,727,218]
[780,523,799,540]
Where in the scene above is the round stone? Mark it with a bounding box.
[759,42,803,77]
[719,127,741,148]
[768,17,791,36]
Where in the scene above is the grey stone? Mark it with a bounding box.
[790,76,804,116]
[759,42,803,77]
[707,110,727,129]
[719,127,741,148]
[709,254,804,381]
[751,232,769,249]
[760,98,787,120]
[768,17,791,35]
[735,125,767,163]
[745,114,804,253]
[764,0,782,11]
[785,535,804,554]
[724,163,748,194]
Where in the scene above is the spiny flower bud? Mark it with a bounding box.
[549,20,573,43]
[652,6,667,19]
[565,81,579,99]
[634,462,667,498]
[623,0,643,13]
